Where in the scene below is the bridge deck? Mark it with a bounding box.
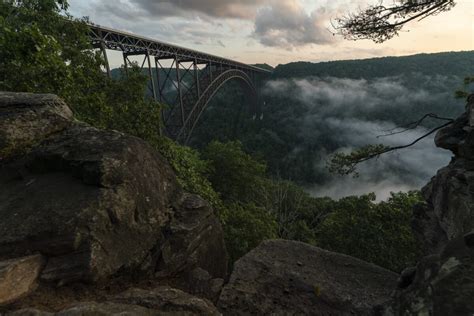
[87,23,269,144]
[88,24,271,74]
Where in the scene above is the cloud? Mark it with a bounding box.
[128,0,266,19]
[253,1,336,48]
[263,76,458,200]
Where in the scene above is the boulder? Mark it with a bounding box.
[8,303,154,315]
[414,95,474,254]
[156,194,228,280]
[0,122,178,284]
[110,287,220,315]
[217,240,397,315]
[0,255,44,305]
[7,287,220,315]
[0,92,227,287]
[381,236,474,315]
[0,93,73,160]
[183,268,225,303]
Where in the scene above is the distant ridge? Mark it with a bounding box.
[274,51,474,79]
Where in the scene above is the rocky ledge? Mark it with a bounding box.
[0,92,227,313]
[414,94,474,255]
[0,92,473,315]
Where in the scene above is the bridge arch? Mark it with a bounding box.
[176,69,258,144]
[88,23,270,143]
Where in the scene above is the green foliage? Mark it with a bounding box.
[259,180,334,244]
[328,144,390,176]
[315,191,422,272]
[273,52,474,79]
[96,66,162,141]
[1,0,100,98]
[192,52,470,185]
[202,140,267,203]
[221,202,278,264]
[455,76,474,99]
[0,0,162,141]
[154,138,222,210]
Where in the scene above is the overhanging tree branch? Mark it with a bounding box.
[333,0,456,43]
[328,115,454,176]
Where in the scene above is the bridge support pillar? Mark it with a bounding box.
[145,51,157,101]
[122,53,129,76]
[154,58,163,103]
[175,56,185,125]
[100,42,111,78]
[194,59,200,98]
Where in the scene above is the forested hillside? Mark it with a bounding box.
[191,51,473,199]
[273,51,473,79]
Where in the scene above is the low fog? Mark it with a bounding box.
[263,76,460,201]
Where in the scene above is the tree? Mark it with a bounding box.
[327,113,454,176]
[329,0,474,176]
[222,202,278,264]
[0,0,162,140]
[316,192,421,272]
[335,0,456,43]
[202,140,267,204]
[258,180,333,243]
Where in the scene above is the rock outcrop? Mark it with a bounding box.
[382,234,474,315]
[218,240,398,315]
[0,255,44,305]
[414,95,474,255]
[8,287,220,315]
[0,92,227,310]
[383,95,474,315]
[109,287,220,315]
[0,93,73,160]
[156,194,228,280]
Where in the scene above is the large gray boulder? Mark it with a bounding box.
[0,92,227,287]
[217,240,397,315]
[8,303,154,316]
[0,93,73,160]
[414,95,474,254]
[7,286,220,315]
[382,234,474,316]
[109,287,220,315]
[0,122,178,283]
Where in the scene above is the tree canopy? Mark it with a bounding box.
[335,0,456,43]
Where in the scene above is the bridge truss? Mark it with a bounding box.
[88,24,271,144]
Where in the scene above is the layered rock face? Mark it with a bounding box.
[414,95,474,255]
[218,240,398,315]
[0,92,227,312]
[383,235,474,316]
[381,95,474,315]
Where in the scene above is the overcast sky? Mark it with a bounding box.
[69,0,474,67]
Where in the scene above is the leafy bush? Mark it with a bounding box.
[154,137,222,210]
[202,140,267,203]
[315,192,421,272]
[221,202,278,264]
[0,0,162,140]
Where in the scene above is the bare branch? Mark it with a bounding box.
[334,0,456,43]
[328,114,454,176]
[377,113,453,138]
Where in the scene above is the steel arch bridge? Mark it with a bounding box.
[88,24,271,144]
